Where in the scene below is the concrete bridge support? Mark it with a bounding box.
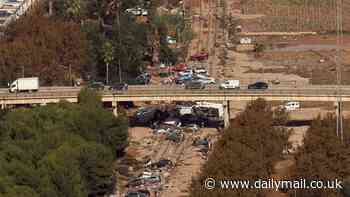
[1,103,4,110]
[112,101,118,117]
[223,101,230,129]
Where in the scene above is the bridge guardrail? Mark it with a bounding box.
[0,88,348,101]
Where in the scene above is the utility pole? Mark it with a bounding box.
[117,1,122,83]
[106,62,109,85]
[69,64,72,86]
[199,0,202,52]
[22,65,24,77]
[335,0,343,142]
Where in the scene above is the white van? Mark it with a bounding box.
[284,101,300,111]
[219,80,240,89]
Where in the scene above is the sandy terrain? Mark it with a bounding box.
[161,128,218,197]
[124,124,219,197]
[265,125,308,197]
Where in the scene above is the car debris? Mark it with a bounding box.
[166,130,184,143]
[146,159,173,169]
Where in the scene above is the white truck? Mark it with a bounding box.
[219,80,240,89]
[9,77,39,93]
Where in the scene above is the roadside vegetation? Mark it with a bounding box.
[190,99,291,197]
[0,0,189,85]
[292,114,350,197]
[0,89,128,197]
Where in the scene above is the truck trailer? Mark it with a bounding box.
[9,77,39,93]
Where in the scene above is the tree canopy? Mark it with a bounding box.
[0,10,89,85]
[0,89,128,196]
[293,114,350,197]
[190,99,290,197]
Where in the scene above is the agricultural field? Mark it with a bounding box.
[240,0,350,32]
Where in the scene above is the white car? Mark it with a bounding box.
[195,73,210,79]
[125,8,141,15]
[284,101,300,111]
[179,69,193,76]
[167,36,177,44]
[194,68,208,75]
[3,0,21,7]
[196,78,215,84]
[141,10,148,16]
[219,80,240,89]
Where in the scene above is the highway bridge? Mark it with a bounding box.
[1,85,350,102]
[1,85,350,107]
[1,85,348,128]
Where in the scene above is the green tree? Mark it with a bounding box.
[190,99,290,197]
[79,143,114,195]
[102,41,115,84]
[78,88,102,108]
[293,114,350,197]
[0,89,128,196]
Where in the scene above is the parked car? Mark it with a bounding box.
[109,83,128,91]
[179,69,193,76]
[125,8,142,15]
[195,78,215,85]
[175,75,192,84]
[136,73,151,84]
[248,81,268,90]
[171,63,187,72]
[185,81,205,89]
[88,81,105,91]
[283,101,300,111]
[125,191,149,197]
[219,80,240,89]
[194,73,210,79]
[0,10,12,18]
[193,67,208,75]
[190,52,209,61]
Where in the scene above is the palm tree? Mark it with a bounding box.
[102,41,115,85]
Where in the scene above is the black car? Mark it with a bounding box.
[125,191,150,197]
[135,73,151,85]
[109,83,128,91]
[248,81,268,90]
[185,81,205,89]
[149,159,173,168]
[87,81,105,91]
[125,190,150,197]
[0,11,12,18]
